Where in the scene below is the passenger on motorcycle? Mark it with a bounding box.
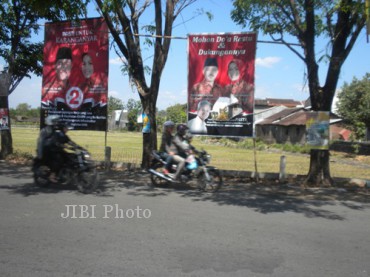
[171,124,191,179]
[36,115,60,161]
[36,115,61,181]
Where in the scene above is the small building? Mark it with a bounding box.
[255,107,347,144]
[109,109,128,130]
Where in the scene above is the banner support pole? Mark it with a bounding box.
[253,137,259,182]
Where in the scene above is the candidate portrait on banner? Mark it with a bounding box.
[187,33,257,137]
[41,17,109,131]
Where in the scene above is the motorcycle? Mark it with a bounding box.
[32,145,99,194]
[148,149,222,192]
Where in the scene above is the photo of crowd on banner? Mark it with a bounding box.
[188,54,255,137]
[41,18,108,131]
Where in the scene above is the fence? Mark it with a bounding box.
[6,126,370,180]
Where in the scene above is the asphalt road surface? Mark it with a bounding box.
[1,162,370,277]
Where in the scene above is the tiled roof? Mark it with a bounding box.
[254,98,303,107]
[257,108,343,126]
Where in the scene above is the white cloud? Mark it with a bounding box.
[291,83,309,94]
[109,57,126,65]
[256,57,282,68]
[108,90,121,98]
[156,89,187,110]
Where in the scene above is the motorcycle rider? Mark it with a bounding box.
[36,115,60,181]
[159,121,176,176]
[53,122,79,168]
[36,115,59,160]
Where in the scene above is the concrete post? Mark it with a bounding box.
[279,155,286,182]
[105,146,111,171]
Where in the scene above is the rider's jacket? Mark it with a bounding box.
[172,134,190,158]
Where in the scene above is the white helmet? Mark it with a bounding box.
[45,115,60,126]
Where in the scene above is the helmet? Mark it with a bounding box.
[177,124,188,136]
[163,121,175,128]
[45,115,60,126]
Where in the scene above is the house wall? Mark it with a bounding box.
[256,125,306,144]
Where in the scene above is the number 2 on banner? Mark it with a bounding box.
[66,87,83,109]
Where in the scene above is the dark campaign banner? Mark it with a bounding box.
[187,32,257,137]
[41,17,109,131]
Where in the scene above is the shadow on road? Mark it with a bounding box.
[1,163,369,220]
[95,169,370,220]
[0,162,90,196]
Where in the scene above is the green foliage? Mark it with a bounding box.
[337,73,370,140]
[10,103,40,119]
[125,99,142,131]
[231,1,363,38]
[166,103,187,124]
[127,110,140,131]
[0,0,88,94]
[231,0,366,112]
[125,98,142,112]
[108,96,124,116]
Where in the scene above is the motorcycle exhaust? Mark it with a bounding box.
[148,168,174,182]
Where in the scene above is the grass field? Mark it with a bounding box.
[9,126,370,180]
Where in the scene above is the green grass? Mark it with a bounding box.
[9,126,370,180]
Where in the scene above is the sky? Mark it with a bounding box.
[5,0,370,111]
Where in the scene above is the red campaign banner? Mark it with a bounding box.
[187,32,257,137]
[41,17,109,131]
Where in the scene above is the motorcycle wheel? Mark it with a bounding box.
[76,169,99,194]
[150,164,170,187]
[33,165,50,187]
[197,168,222,192]
[58,167,74,186]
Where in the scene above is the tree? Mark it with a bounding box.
[15,103,31,116]
[108,96,124,115]
[166,103,187,124]
[95,0,197,168]
[156,109,167,132]
[336,73,370,140]
[231,0,366,186]
[0,0,88,158]
[125,99,142,131]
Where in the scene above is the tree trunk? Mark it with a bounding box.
[141,96,157,169]
[304,149,333,187]
[0,95,13,159]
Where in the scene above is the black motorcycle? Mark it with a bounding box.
[148,149,222,192]
[32,145,99,194]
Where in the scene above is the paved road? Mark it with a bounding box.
[1,162,370,277]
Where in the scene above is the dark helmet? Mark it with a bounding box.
[177,124,188,136]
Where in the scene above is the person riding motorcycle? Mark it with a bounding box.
[36,116,78,179]
[36,115,60,161]
[159,121,176,176]
[52,122,79,168]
